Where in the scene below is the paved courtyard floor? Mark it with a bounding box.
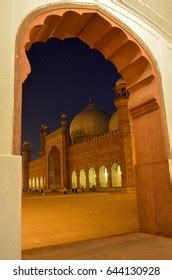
[22,192,139,250]
[22,192,172,260]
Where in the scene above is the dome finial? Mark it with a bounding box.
[89,90,95,104]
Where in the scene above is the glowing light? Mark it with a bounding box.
[105,169,108,177]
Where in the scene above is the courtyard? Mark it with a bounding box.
[22,191,139,252]
[22,191,172,260]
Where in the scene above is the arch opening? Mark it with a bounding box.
[32,177,35,190]
[111,163,122,187]
[99,165,108,188]
[71,170,77,189]
[88,167,96,188]
[79,169,86,189]
[14,9,160,155]
[22,36,118,158]
[48,146,61,191]
[40,176,44,189]
[36,177,39,190]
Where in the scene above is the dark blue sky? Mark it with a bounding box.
[22,37,120,159]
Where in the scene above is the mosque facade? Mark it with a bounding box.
[22,78,135,193]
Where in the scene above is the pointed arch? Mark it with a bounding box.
[99,165,108,188]
[40,176,44,189]
[13,8,161,155]
[111,163,122,187]
[36,177,39,190]
[32,177,35,189]
[88,167,96,188]
[71,170,77,189]
[48,146,61,190]
[79,169,86,189]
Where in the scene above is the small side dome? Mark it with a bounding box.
[109,111,118,131]
[70,96,110,144]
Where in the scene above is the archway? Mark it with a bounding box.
[40,176,44,189]
[36,177,39,190]
[88,167,96,188]
[79,169,86,189]
[71,170,77,189]
[111,163,122,187]
[14,9,160,155]
[15,6,171,236]
[48,146,61,190]
[32,177,35,190]
[99,165,108,188]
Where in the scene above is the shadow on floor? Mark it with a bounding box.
[22,233,172,260]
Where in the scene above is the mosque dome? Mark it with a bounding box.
[109,111,118,131]
[70,96,110,144]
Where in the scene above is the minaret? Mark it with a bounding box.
[40,124,48,157]
[114,77,136,191]
[60,114,68,189]
[22,141,31,192]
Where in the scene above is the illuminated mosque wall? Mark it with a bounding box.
[23,78,135,192]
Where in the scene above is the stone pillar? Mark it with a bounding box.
[61,114,68,189]
[86,168,89,189]
[77,169,80,189]
[39,124,48,158]
[114,78,135,191]
[107,164,112,188]
[22,141,31,192]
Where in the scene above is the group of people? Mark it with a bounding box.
[28,184,97,195]
[63,187,78,194]
[63,184,96,194]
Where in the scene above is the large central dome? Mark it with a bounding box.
[70,96,110,144]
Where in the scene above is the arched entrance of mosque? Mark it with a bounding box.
[71,170,77,189]
[32,177,35,190]
[40,176,44,190]
[16,5,171,237]
[111,163,122,187]
[48,146,61,190]
[99,166,108,188]
[35,177,39,190]
[88,167,96,188]
[79,169,86,189]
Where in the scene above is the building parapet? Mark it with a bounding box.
[69,130,118,153]
[28,156,45,167]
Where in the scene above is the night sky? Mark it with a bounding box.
[22,37,120,159]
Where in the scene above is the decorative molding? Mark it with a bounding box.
[130,97,159,119]
[109,0,172,42]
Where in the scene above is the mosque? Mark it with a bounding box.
[22,78,135,192]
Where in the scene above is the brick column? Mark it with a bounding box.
[114,80,135,191]
[22,141,31,192]
[107,164,112,188]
